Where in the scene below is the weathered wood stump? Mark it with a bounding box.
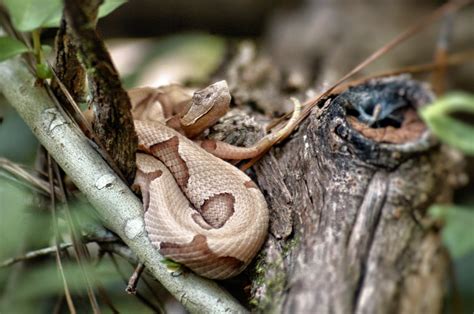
[249,76,463,313]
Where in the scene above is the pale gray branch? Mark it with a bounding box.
[0,58,246,314]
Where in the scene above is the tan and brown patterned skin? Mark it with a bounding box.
[131,82,269,279]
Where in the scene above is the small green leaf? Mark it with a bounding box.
[420,93,474,155]
[160,258,182,272]
[3,0,62,32]
[41,9,63,29]
[35,63,52,79]
[0,37,29,62]
[429,205,474,258]
[4,0,127,31]
[42,0,128,28]
[98,0,128,18]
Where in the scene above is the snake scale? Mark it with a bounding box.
[129,82,270,279]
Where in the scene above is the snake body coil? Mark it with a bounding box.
[133,120,269,279]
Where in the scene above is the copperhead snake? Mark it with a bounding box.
[127,81,300,279]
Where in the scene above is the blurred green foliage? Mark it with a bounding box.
[0,178,162,313]
[120,33,226,88]
[420,93,474,155]
[0,37,29,62]
[421,93,474,259]
[429,205,474,258]
[2,0,127,32]
[421,93,474,313]
[0,0,127,80]
[0,104,38,163]
[0,179,48,260]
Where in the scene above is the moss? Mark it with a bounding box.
[249,254,285,311]
[249,234,301,312]
[282,233,300,257]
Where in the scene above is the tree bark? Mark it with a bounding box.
[248,76,464,313]
[64,0,138,184]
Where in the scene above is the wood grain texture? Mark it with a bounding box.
[248,76,464,313]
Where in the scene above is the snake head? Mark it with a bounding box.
[180,80,231,138]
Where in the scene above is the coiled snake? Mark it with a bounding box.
[129,81,299,279]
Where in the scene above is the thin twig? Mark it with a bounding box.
[51,160,102,314]
[96,284,120,314]
[126,263,145,295]
[0,157,60,197]
[52,295,64,314]
[89,236,121,314]
[108,253,166,313]
[264,49,474,133]
[310,0,471,109]
[431,11,455,95]
[243,0,473,169]
[47,154,77,314]
[330,49,474,95]
[108,249,166,311]
[0,243,73,268]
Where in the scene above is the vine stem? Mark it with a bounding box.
[31,29,43,65]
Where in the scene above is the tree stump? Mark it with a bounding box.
[249,76,463,313]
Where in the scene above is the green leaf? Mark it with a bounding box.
[3,0,127,31]
[3,0,62,32]
[0,37,29,62]
[160,258,182,272]
[35,63,53,79]
[420,93,474,155]
[98,0,128,18]
[429,205,474,258]
[42,0,127,28]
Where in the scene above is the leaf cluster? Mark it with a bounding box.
[0,0,127,74]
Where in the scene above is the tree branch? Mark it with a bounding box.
[0,58,247,314]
